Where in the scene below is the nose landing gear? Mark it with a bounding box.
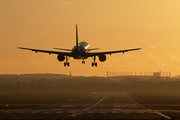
[64,56,70,67]
[92,56,97,67]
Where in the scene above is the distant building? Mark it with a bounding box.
[153,72,161,77]
[176,75,180,78]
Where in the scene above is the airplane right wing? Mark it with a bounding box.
[87,48,142,57]
[18,47,73,57]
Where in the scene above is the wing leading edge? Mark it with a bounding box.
[87,48,142,57]
[18,47,73,57]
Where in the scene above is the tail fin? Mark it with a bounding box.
[76,24,78,47]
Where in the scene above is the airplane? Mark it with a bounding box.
[18,25,141,67]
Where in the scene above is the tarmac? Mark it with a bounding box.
[0,92,174,120]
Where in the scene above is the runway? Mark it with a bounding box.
[0,92,172,120]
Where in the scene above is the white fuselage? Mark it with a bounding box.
[72,42,90,59]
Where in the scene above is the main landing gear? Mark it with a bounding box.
[92,56,97,67]
[64,56,70,67]
[82,60,85,64]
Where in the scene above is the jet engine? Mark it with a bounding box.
[99,54,106,62]
[57,54,65,61]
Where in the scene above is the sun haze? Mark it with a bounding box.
[0,0,180,76]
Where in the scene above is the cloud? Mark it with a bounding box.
[146,61,162,66]
[148,46,157,49]
[62,2,70,5]
[145,53,163,66]
[119,60,129,65]
[165,52,180,66]
[166,52,180,62]
[169,55,180,61]
[146,53,159,60]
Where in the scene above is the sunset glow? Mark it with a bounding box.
[1,0,180,76]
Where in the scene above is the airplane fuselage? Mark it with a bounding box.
[72,42,90,59]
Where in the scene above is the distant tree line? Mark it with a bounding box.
[0,75,180,92]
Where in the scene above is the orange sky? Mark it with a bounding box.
[0,0,180,76]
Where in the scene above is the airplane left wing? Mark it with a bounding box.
[18,47,73,57]
[87,48,141,57]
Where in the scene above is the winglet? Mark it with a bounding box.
[76,24,78,47]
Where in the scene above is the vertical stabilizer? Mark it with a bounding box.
[76,24,78,47]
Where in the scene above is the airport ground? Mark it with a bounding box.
[0,91,179,120]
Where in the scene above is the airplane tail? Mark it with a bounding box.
[76,24,78,47]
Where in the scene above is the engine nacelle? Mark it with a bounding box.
[57,54,65,62]
[99,54,106,62]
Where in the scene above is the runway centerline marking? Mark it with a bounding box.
[43,111,50,113]
[113,109,121,111]
[82,94,108,112]
[31,111,37,113]
[69,111,76,113]
[70,94,108,117]
[87,111,94,113]
[56,111,63,113]
[137,110,143,113]
[124,93,171,119]
[19,112,25,113]
[100,111,106,113]
[61,105,75,107]
[112,111,118,113]
[124,111,131,113]
[114,105,127,107]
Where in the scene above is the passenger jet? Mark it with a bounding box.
[18,25,141,67]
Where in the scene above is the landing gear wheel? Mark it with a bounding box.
[92,62,94,67]
[91,56,97,67]
[64,56,70,67]
[82,61,85,64]
[67,62,70,67]
[95,62,97,67]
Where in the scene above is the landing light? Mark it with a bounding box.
[85,45,90,49]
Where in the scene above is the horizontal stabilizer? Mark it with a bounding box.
[53,48,72,51]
